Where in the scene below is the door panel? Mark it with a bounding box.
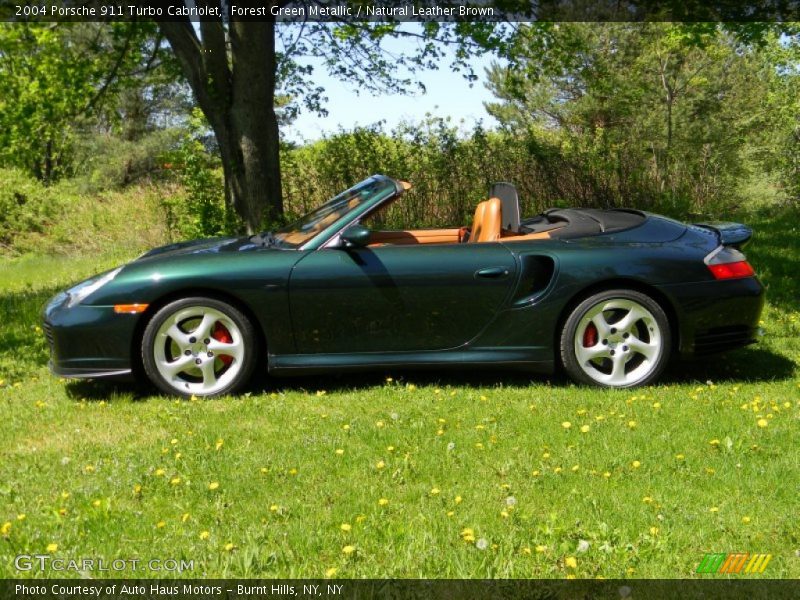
[289,244,517,353]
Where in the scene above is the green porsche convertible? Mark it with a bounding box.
[43,175,764,397]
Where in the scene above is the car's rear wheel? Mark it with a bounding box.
[560,289,670,388]
[142,297,257,397]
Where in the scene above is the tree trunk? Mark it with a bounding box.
[159,16,283,234]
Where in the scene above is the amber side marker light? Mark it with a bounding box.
[113,304,149,314]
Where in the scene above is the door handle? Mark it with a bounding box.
[475,266,510,279]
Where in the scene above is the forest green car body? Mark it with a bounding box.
[43,175,764,381]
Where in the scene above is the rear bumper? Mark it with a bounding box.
[657,276,765,358]
[42,292,139,379]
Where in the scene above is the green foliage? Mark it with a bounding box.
[159,111,232,240]
[0,169,62,250]
[0,22,182,183]
[485,23,800,215]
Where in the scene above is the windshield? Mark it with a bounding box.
[274,176,398,248]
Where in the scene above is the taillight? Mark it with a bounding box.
[705,246,755,280]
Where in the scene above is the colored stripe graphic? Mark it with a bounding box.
[699,553,772,574]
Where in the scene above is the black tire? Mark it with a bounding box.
[560,289,671,389]
[141,296,258,397]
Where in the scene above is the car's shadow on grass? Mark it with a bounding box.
[63,346,796,401]
[662,346,796,385]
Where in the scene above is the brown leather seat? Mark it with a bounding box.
[468,197,502,243]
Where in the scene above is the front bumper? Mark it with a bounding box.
[657,276,765,358]
[42,292,140,379]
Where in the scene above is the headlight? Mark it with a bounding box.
[66,267,123,308]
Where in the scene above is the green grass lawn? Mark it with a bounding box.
[0,208,798,579]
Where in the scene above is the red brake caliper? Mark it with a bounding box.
[211,322,233,366]
[583,322,598,347]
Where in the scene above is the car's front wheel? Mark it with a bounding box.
[141,297,257,397]
[560,289,671,388]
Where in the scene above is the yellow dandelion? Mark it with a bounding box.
[92,499,101,508]
[742,516,751,524]
[342,424,350,431]
[603,471,611,478]
[561,421,572,429]
[58,508,67,516]
[430,487,440,496]
[340,523,351,532]
[181,513,190,523]
[199,531,210,540]
[447,511,454,517]
[407,384,416,391]
[387,445,395,452]
[342,545,356,555]
[522,547,532,555]
[170,438,178,445]
[325,567,338,577]
[215,439,224,451]
[631,460,641,469]
[16,514,25,521]
[554,466,563,474]
[356,514,366,523]
[757,418,768,428]
[375,460,386,470]
[1,522,11,537]
[170,477,181,486]
[436,429,444,436]
[208,482,220,490]
[709,506,719,513]
[378,498,389,506]
[675,454,685,461]
[652,402,661,409]
[542,452,551,459]
[288,468,298,476]
[270,504,279,512]
[571,464,579,472]
[643,496,654,504]
[532,470,541,477]
[565,556,578,569]
[224,542,235,552]
[315,390,327,397]
[46,543,58,552]
[649,526,659,536]
[454,495,463,504]
[260,467,269,473]
[84,465,95,473]
[628,420,637,429]
[335,449,344,455]
[536,545,547,553]
[155,468,165,477]
[60,491,70,499]
[580,425,590,433]
[376,420,385,428]
[501,510,509,518]
[709,439,720,446]
[156,520,166,528]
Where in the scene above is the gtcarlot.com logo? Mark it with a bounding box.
[697,553,772,574]
[14,554,193,573]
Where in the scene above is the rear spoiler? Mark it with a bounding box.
[693,221,753,248]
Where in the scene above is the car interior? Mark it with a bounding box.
[365,182,646,247]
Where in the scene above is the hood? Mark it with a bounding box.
[135,236,274,262]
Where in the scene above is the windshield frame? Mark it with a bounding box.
[274,175,404,251]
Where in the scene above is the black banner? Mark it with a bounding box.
[3,579,800,600]
[2,0,800,22]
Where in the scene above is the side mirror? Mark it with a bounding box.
[340,224,371,248]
